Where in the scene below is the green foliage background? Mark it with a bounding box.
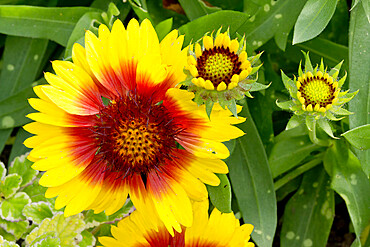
[0,0,368,246]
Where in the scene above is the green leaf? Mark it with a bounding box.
[0,6,100,46]
[155,18,173,41]
[26,213,85,246]
[178,0,220,21]
[274,156,323,191]
[104,2,120,27]
[342,124,370,150]
[179,0,307,49]
[0,86,36,129]
[21,176,53,204]
[0,129,12,154]
[64,11,103,58]
[280,70,297,98]
[249,82,271,92]
[0,162,6,180]
[9,129,32,163]
[0,36,52,129]
[0,192,30,221]
[305,115,315,132]
[0,236,20,247]
[0,37,50,98]
[276,176,301,202]
[293,0,338,44]
[83,211,109,228]
[269,135,319,178]
[30,236,61,247]
[281,166,334,247]
[0,174,22,199]
[243,0,306,50]
[0,228,16,242]
[348,2,370,175]
[227,103,276,247]
[276,100,295,110]
[0,217,29,239]
[79,230,96,247]
[317,118,337,139]
[146,1,188,28]
[8,154,38,187]
[362,0,370,23]
[286,37,349,70]
[128,0,152,22]
[333,107,354,115]
[275,124,307,141]
[0,79,47,129]
[324,140,370,243]
[206,174,232,213]
[23,202,54,225]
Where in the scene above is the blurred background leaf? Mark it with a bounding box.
[227,102,277,247]
[280,166,334,247]
[348,2,370,176]
[0,6,100,46]
[324,140,370,245]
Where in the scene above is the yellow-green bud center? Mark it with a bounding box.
[196,47,241,86]
[299,75,335,108]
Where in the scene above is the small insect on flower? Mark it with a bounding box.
[183,28,267,117]
[277,52,358,140]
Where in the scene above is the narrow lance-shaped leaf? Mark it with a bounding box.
[179,0,307,49]
[269,134,320,178]
[348,2,370,175]
[0,6,100,46]
[227,102,277,247]
[293,0,338,44]
[281,166,334,247]
[324,140,370,243]
[206,173,232,213]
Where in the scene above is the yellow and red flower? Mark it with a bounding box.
[23,19,245,234]
[99,200,255,247]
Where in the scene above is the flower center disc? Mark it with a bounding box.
[197,47,241,86]
[299,76,335,107]
[93,95,179,176]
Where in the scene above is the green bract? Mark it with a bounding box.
[277,52,358,141]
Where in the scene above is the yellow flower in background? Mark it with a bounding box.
[279,52,357,120]
[277,52,358,140]
[23,19,245,235]
[99,200,255,247]
[183,28,266,116]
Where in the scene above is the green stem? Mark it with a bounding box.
[274,154,323,191]
[308,120,330,146]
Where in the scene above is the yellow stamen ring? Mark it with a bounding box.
[195,46,241,88]
[298,72,338,112]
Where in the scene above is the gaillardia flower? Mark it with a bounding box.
[23,19,245,234]
[277,52,357,140]
[99,200,255,247]
[183,28,267,116]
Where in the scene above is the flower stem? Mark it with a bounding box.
[274,154,323,191]
[308,120,330,146]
